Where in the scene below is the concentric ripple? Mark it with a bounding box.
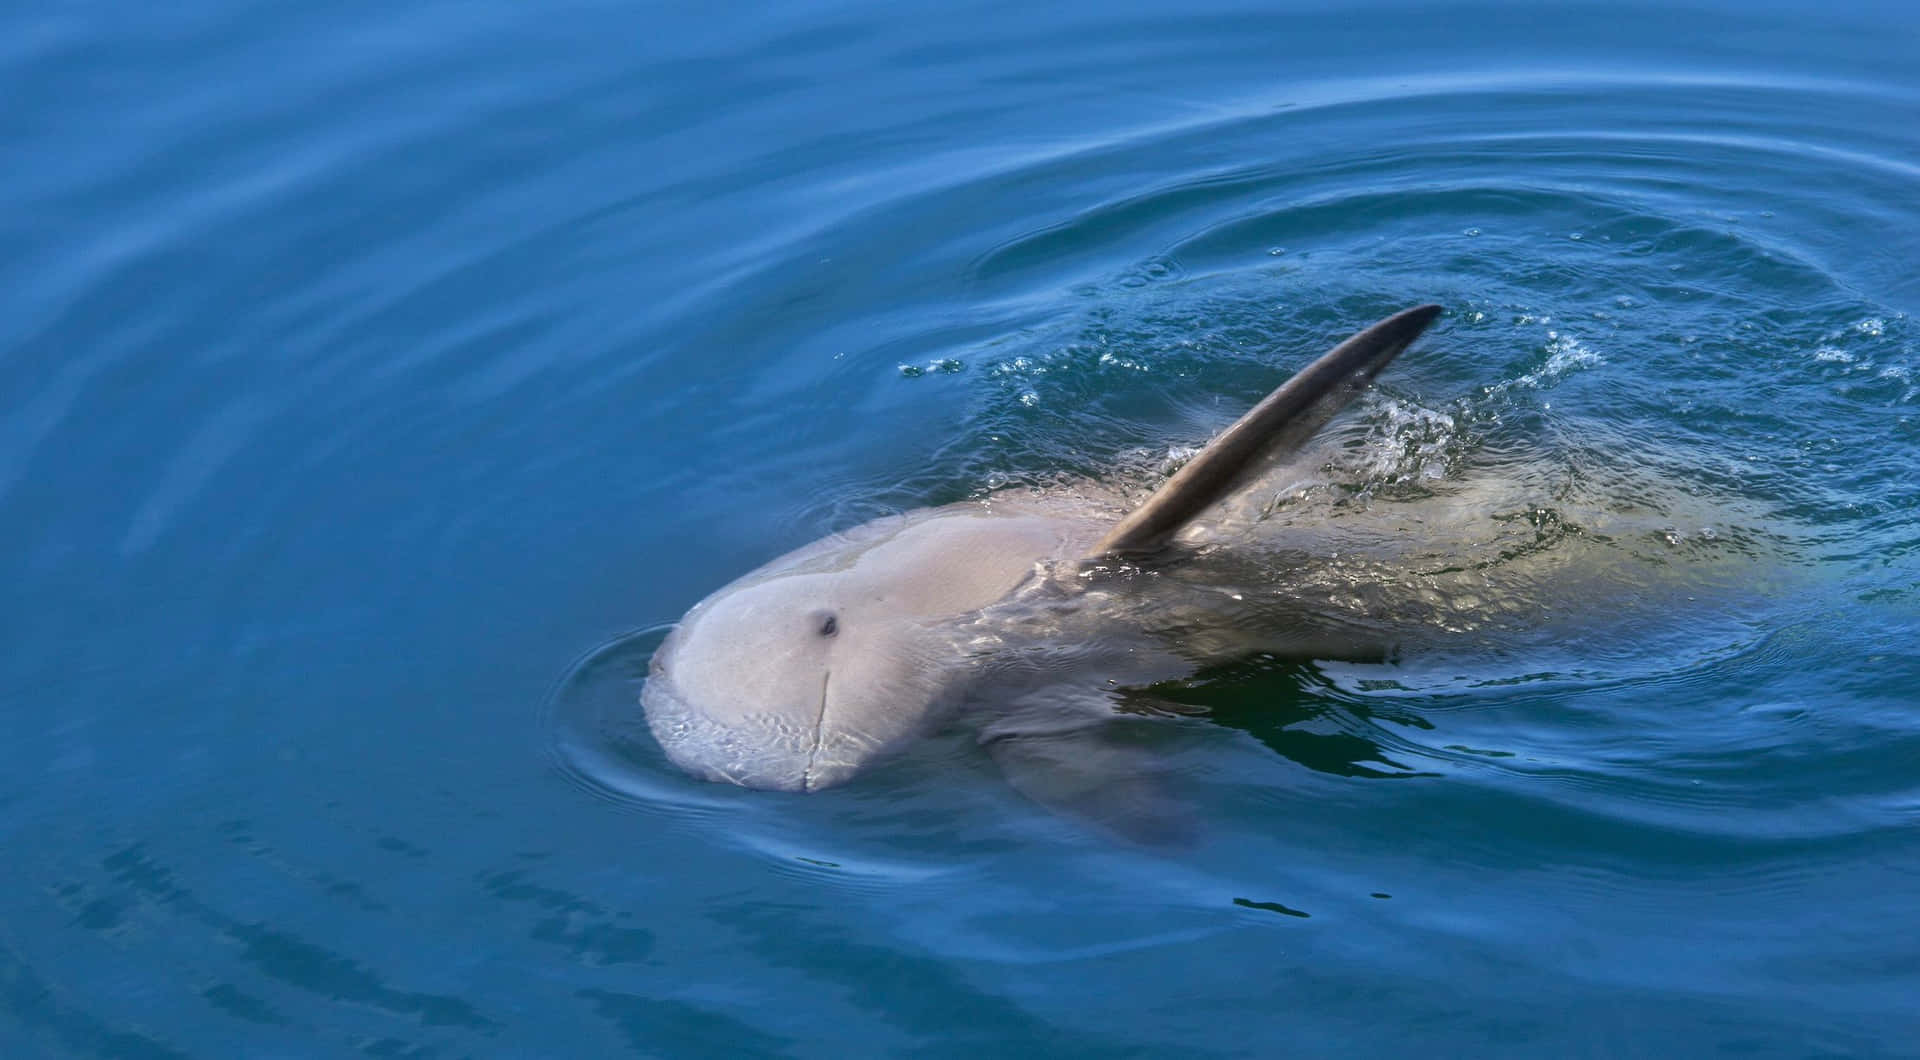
[566,60,1919,1047]
[6,1,1919,1054]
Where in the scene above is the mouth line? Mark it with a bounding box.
[802,668,830,792]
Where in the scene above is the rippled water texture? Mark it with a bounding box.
[5,1,1918,1055]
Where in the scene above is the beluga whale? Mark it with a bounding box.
[642,304,1456,838]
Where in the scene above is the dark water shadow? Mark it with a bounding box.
[1134,653,1441,780]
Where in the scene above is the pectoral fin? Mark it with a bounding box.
[1091,303,1442,558]
[984,725,1195,848]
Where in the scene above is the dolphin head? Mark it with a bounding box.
[642,508,1078,791]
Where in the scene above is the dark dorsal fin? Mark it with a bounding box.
[1089,303,1442,559]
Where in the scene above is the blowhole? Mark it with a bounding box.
[817,612,839,637]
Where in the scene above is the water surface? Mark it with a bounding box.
[4,1,1918,1055]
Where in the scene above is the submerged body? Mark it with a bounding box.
[641,305,1772,835]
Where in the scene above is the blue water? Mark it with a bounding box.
[5,1,1918,1055]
